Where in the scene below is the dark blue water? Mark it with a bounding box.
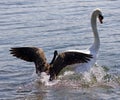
[0,0,120,99]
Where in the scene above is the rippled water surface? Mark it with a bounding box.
[0,0,120,100]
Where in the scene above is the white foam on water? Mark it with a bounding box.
[63,71,75,76]
[91,65,107,81]
[58,71,75,79]
[35,72,60,86]
[83,64,107,83]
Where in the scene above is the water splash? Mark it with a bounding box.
[57,64,120,88]
[83,64,108,83]
[17,65,120,92]
[36,72,60,86]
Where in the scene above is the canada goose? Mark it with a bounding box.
[10,47,92,81]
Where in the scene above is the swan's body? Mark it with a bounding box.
[66,8,103,73]
[10,8,103,81]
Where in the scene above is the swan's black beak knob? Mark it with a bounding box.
[99,14,104,24]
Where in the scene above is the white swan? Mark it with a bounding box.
[66,8,104,73]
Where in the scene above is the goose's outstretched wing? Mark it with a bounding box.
[10,47,49,73]
[49,51,93,80]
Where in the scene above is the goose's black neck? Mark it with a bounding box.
[50,50,58,65]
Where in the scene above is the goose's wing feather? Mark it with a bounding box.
[10,47,46,62]
[49,51,92,80]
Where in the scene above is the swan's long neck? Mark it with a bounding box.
[89,12,100,53]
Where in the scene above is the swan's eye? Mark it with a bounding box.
[99,14,104,24]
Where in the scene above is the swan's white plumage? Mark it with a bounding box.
[67,8,103,73]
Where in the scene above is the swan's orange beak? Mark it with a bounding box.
[99,14,104,24]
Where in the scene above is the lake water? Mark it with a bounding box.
[0,0,120,100]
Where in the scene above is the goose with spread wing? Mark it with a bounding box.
[10,47,92,80]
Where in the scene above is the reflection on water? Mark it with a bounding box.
[0,0,120,100]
